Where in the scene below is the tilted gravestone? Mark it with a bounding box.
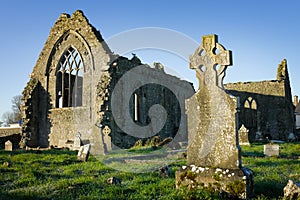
[77,144,91,162]
[5,140,12,151]
[175,34,253,199]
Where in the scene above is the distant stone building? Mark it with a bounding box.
[21,10,193,153]
[225,59,295,141]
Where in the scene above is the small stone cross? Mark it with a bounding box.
[103,126,111,135]
[190,34,232,87]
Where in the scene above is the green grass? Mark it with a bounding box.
[0,143,299,199]
[241,142,300,158]
[241,142,300,199]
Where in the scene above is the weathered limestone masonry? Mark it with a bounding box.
[186,34,238,169]
[0,127,21,149]
[176,35,253,199]
[22,10,112,154]
[22,10,193,153]
[98,56,194,149]
[225,59,295,141]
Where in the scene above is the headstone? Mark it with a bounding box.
[287,132,296,141]
[73,132,82,150]
[255,131,263,142]
[176,34,253,199]
[187,34,238,168]
[283,180,300,199]
[5,140,12,151]
[239,124,250,145]
[264,143,279,157]
[77,144,91,162]
[102,126,112,151]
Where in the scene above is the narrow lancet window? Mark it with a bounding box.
[244,97,257,128]
[134,93,139,122]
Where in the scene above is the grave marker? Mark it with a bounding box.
[5,140,12,151]
[102,126,112,151]
[187,34,238,168]
[73,132,82,150]
[239,124,250,145]
[176,34,253,199]
[77,144,91,162]
[264,143,279,157]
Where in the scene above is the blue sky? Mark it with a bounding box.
[0,0,299,120]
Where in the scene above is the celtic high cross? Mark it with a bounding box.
[190,34,232,88]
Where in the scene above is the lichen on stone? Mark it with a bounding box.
[95,71,112,125]
[277,59,287,81]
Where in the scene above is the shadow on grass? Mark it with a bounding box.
[0,192,49,200]
[253,158,298,167]
[0,149,77,156]
[254,180,284,198]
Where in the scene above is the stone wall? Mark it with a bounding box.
[225,60,295,141]
[0,126,21,149]
[0,127,21,149]
[0,127,22,138]
[99,56,194,149]
[22,10,112,154]
[0,134,21,149]
[22,78,42,147]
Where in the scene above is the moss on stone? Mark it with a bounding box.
[226,179,246,198]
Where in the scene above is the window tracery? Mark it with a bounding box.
[56,47,83,108]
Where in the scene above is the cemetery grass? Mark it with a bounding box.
[0,143,298,199]
[241,142,300,199]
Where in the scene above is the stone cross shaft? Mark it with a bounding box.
[187,34,240,169]
[190,34,232,87]
[179,34,253,199]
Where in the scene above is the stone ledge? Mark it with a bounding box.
[175,165,254,199]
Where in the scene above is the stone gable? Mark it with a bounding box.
[22,10,113,153]
[225,59,295,141]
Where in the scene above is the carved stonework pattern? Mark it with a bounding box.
[187,34,240,169]
[190,34,232,88]
[102,126,111,135]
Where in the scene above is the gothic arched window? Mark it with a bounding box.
[243,97,257,128]
[56,47,83,108]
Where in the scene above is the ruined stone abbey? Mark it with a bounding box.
[16,10,296,152]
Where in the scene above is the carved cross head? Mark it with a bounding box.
[103,126,111,135]
[190,34,232,87]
